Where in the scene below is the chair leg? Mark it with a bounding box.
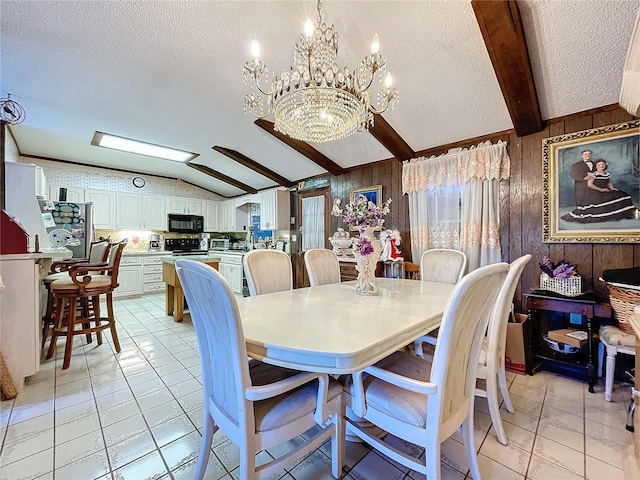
[80,297,92,344]
[605,346,616,402]
[486,375,508,445]
[240,439,257,480]
[462,410,481,480]
[194,412,217,480]
[497,364,514,413]
[598,341,605,378]
[41,286,55,350]
[92,295,103,345]
[106,293,120,353]
[62,297,77,370]
[425,437,442,480]
[46,297,66,360]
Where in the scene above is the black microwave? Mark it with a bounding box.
[167,214,204,233]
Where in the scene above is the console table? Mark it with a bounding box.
[525,291,612,393]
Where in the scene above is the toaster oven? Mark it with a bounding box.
[209,238,230,251]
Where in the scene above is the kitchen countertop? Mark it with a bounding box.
[0,248,73,261]
[161,254,223,264]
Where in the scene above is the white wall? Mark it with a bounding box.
[4,129,20,163]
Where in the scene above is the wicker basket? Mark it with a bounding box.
[540,273,583,297]
[606,283,640,335]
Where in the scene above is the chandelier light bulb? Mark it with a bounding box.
[371,33,380,54]
[385,72,393,88]
[251,39,260,59]
[304,18,314,38]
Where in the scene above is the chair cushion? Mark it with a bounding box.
[250,361,342,432]
[42,271,70,283]
[344,351,432,428]
[51,274,112,292]
[599,325,636,347]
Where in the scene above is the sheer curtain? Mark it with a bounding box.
[301,195,325,251]
[402,141,510,271]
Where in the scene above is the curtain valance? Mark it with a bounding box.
[402,140,510,193]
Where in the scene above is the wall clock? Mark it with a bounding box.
[132,176,145,188]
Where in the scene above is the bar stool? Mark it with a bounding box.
[46,240,126,369]
[41,239,111,348]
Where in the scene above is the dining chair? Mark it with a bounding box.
[404,261,420,280]
[304,248,341,287]
[175,259,344,480]
[344,262,509,479]
[420,248,467,284]
[41,239,111,349]
[45,239,126,369]
[243,249,293,296]
[415,254,531,445]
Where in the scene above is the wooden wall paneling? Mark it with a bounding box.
[592,109,634,129]
[635,245,640,267]
[546,121,567,278]
[592,243,634,301]
[506,132,523,310]
[520,127,551,296]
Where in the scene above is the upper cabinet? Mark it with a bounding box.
[85,189,116,229]
[166,196,203,215]
[219,200,236,232]
[259,188,290,231]
[142,194,166,230]
[203,200,220,232]
[117,193,166,230]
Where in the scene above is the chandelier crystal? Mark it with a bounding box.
[243,0,399,143]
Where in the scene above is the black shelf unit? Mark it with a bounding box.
[525,290,613,393]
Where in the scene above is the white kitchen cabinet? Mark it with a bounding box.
[219,200,235,232]
[166,196,203,215]
[219,254,244,294]
[142,194,166,230]
[203,200,220,232]
[85,189,116,229]
[114,256,143,297]
[185,198,203,215]
[259,188,290,230]
[116,193,143,230]
[47,186,84,203]
[142,256,165,293]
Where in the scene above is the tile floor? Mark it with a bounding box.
[0,293,634,480]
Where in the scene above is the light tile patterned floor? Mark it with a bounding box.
[0,294,633,479]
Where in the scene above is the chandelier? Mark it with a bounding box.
[243,0,399,143]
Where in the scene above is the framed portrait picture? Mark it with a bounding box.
[542,120,640,243]
[350,184,382,206]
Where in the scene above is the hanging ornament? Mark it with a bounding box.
[0,93,26,125]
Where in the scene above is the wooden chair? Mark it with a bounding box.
[175,259,344,479]
[41,239,111,348]
[243,249,292,296]
[420,248,467,284]
[417,254,532,445]
[404,261,420,280]
[304,249,341,287]
[45,240,126,369]
[344,262,509,479]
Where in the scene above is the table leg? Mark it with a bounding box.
[166,285,174,316]
[174,287,184,323]
[587,316,595,393]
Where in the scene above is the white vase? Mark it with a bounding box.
[354,226,382,296]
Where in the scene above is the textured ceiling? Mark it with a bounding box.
[1,0,638,197]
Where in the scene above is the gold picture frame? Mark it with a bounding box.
[349,184,382,206]
[542,120,640,243]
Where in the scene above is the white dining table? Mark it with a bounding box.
[236,278,455,374]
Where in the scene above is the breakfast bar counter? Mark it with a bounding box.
[162,256,220,322]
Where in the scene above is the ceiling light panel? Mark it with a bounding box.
[91,131,198,162]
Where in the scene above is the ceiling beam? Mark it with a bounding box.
[254,119,346,176]
[212,146,295,187]
[187,162,258,194]
[369,114,415,161]
[471,0,543,137]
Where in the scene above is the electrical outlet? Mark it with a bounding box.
[569,313,583,325]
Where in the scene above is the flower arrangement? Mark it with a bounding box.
[353,236,374,256]
[539,256,578,279]
[339,195,392,231]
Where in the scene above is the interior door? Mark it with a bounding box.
[295,188,331,288]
